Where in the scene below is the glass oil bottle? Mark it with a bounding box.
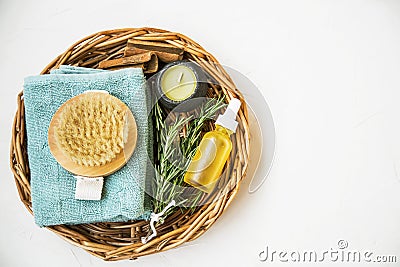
[184,98,241,193]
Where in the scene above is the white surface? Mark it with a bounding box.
[1,0,400,266]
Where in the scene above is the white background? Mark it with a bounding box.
[1,0,400,266]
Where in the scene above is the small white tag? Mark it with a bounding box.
[74,176,104,201]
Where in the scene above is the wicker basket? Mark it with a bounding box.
[10,27,250,261]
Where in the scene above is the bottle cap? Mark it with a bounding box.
[215,98,241,132]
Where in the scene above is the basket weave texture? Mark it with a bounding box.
[10,27,250,261]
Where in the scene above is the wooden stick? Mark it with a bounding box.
[127,39,183,54]
[125,39,184,63]
[98,52,155,69]
[125,46,183,63]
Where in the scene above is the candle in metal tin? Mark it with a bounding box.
[155,61,207,109]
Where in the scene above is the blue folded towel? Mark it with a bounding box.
[24,66,152,227]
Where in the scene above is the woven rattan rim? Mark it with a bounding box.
[10,27,250,261]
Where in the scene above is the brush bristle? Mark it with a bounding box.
[55,93,127,167]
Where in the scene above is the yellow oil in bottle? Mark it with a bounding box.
[184,125,233,193]
[184,98,241,193]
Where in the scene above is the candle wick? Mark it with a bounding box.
[177,72,183,83]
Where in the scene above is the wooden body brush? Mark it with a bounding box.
[48,91,137,199]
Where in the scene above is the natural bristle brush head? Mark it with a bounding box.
[48,91,137,177]
[55,92,127,167]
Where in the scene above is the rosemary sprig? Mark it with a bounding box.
[151,97,226,215]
